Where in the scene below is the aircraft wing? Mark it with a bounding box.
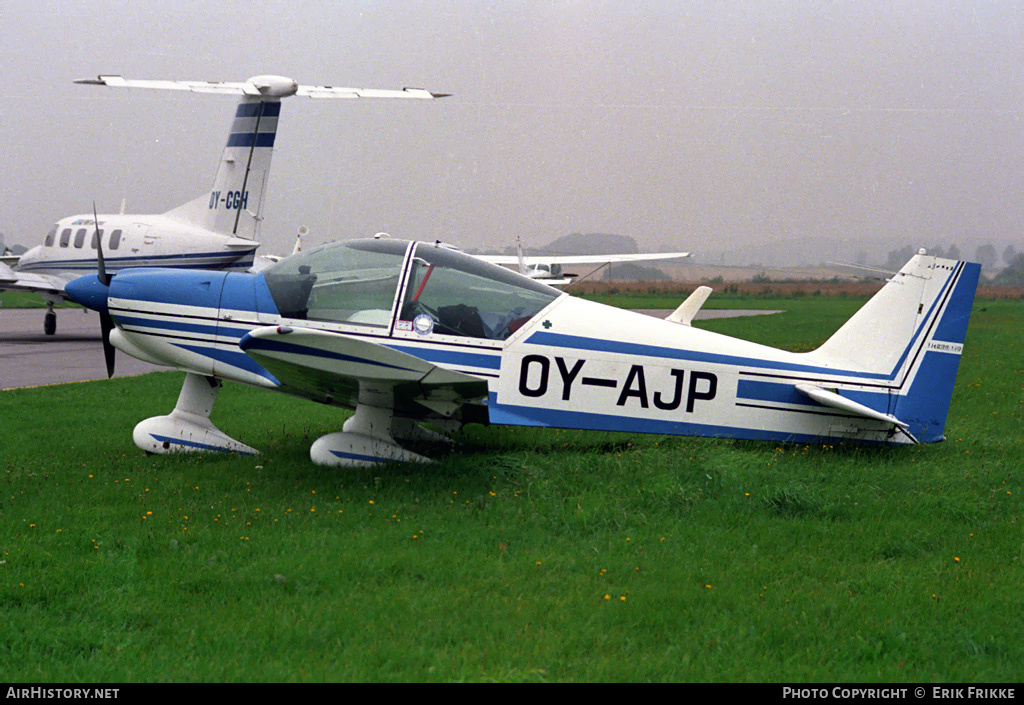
[480,252,691,266]
[238,325,488,417]
[0,262,67,298]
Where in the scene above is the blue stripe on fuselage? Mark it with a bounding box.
[173,343,279,384]
[16,250,253,273]
[522,331,886,379]
[384,344,501,371]
[113,313,252,341]
[485,392,855,445]
[239,335,420,373]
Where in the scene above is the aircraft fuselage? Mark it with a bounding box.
[15,213,257,282]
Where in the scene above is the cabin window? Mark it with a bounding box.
[91,230,104,249]
[401,243,559,340]
[59,229,71,247]
[109,229,122,250]
[263,239,410,325]
[44,227,57,247]
[73,229,87,248]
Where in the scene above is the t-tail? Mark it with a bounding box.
[76,74,448,241]
[805,250,981,443]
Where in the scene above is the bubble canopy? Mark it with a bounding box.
[261,239,560,340]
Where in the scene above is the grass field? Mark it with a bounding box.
[1,294,1021,682]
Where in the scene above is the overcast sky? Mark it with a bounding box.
[1,1,1021,264]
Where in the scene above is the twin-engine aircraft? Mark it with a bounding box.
[65,238,980,467]
[0,75,444,334]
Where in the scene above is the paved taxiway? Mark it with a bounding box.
[1,308,164,390]
[0,307,780,390]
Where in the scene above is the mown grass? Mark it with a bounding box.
[0,296,1021,682]
[0,291,81,309]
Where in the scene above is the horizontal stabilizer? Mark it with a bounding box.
[795,383,915,440]
[666,286,712,326]
[75,75,449,100]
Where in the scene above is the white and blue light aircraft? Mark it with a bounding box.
[0,75,445,335]
[64,238,980,467]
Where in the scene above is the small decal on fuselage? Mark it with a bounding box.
[413,314,434,336]
[926,341,963,355]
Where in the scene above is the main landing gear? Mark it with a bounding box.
[44,305,56,336]
[133,374,450,467]
[309,384,435,468]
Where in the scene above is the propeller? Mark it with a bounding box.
[92,203,116,378]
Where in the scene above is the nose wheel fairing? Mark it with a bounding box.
[132,373,259,456]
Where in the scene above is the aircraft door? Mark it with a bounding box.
[216,272,260,379]
[123,224,152,261]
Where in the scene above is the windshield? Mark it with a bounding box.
[263,239,410,326]
[400,243,559,340]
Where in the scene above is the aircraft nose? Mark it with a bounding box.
[65,274,110,313]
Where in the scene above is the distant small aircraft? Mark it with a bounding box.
[65,239,980,467]
[0,75,446,334]
[480,237,691,285]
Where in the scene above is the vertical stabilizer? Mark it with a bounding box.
[808,252,980,442]
[164,96,281,239]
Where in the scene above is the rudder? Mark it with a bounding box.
[893,259,980,442]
